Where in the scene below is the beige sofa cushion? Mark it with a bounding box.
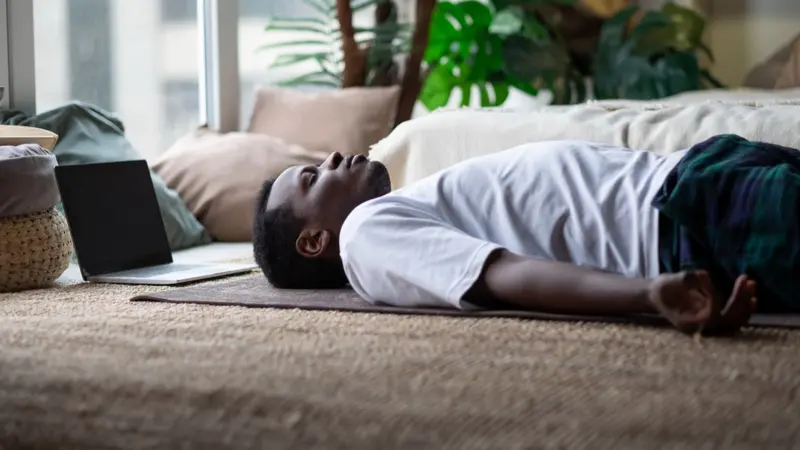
[776,38,800,89]
[370,101,800,189]
[247,86,401,156]
[152,128,327,242]
[744,33,800,89]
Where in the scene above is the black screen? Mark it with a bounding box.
[55,160,172,277]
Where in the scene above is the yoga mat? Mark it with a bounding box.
[130,276,800,329]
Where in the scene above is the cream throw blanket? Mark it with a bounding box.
[372,92,800,189]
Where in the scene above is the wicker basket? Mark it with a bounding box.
[0,208,73,292]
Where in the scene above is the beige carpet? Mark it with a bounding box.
[2,275,800,450]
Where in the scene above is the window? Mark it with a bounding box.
[34,0,203,159]
[161,0,196,22]
[9,0,400,146]
[238,0,315,127]
[163,0,297,22]
[237,0,371,129]
[163,80,201,150]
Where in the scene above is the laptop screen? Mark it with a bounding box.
[55,160,172,277]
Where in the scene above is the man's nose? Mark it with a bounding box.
[325,152,343,170]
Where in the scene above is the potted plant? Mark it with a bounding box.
[260,0,436,126]
[418,0,723,110]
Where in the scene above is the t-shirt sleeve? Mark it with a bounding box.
[340,200,502,310]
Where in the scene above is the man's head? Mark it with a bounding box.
[253,152,391,289]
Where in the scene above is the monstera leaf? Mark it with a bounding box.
[418,0,718,108]
[490,0,578,9]
[502,26,586,103]
[490,4,551,43]
[420,1,510,110]
[593,3,719,100]
[661,2,712,58]
[489,6,525,36]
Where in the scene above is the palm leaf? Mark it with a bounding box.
[324,0,383,15]
[271,52,332,69]
[356,20,413,32]
[262,0,411,87]
[258,39,335,51]
[277,70,341,88]
[265,16,331,30]
[276,78,340,88]
[265,23,332,35]
[350,0,384,13]
[303,0,336,17]
[352,24,409,34]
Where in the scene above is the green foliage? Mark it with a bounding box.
[420,0,722,110]
[593,3,722,100]
[260,0,411,88]
[422,1,539,110]
[421,2,504,110]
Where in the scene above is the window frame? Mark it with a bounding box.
[198,0,240,132]
[1,0,241,132]
[0,0,9,109]
[1,0,36,114]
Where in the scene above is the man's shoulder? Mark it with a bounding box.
[340,194,438,247]
[341,195,404,241]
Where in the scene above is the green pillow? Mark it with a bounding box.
[1,102,211,250]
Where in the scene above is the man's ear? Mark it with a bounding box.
[295,228,334,258]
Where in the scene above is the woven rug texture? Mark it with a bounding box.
[1,274,799,449]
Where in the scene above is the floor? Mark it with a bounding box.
[5,241,800,449]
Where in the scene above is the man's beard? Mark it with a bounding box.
[366,160,392,197]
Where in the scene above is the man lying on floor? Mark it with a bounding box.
[253,134,800,336]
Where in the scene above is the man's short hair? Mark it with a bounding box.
[252,179,349,289]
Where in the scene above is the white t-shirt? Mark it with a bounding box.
[340,141,687,310]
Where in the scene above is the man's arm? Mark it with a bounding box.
[465,250,757,335]
[465,250,655,315]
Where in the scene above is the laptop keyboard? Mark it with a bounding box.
[129,263,207,277]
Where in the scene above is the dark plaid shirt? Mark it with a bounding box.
[653,134,800,313]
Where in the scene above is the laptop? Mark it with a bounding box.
[55,160,256,285]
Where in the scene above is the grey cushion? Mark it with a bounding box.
[0,144,59,218]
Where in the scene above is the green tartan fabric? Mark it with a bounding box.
[654,134,800,313]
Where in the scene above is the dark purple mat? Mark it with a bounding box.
[130,276,800,329]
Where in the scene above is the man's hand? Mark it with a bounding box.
[648,271,757,336]
[470,251,757,337]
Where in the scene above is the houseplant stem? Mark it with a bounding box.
[394,0,436,126]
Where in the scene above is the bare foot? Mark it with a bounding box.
[648,271,757,336]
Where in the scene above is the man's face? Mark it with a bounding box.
[267,152,391,255]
